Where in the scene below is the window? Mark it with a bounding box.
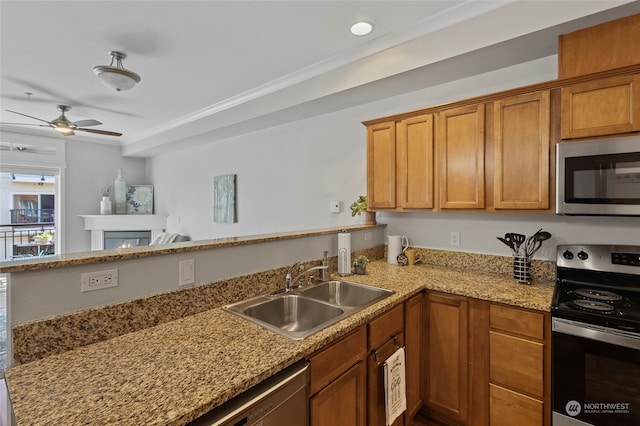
[11,192,55,224]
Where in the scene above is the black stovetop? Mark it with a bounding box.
[552,244,640,333]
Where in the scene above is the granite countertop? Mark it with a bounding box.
[5,260,554,426]
[0,224,383,273]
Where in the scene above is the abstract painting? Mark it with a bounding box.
[213,174,236,223]
[126,185,153,214]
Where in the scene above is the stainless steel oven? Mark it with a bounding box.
[551,245,640,425]
[556,136,640,216]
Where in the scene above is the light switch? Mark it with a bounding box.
[330,200,340,213]
[179,259,195,286]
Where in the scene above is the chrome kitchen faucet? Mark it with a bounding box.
[284,262,328,292]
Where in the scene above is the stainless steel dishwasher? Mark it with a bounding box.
[188,360,309,426]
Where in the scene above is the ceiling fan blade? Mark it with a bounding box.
[75,128,122,137]
[0,122,50,127]
[71,119,102,127]
[5,110,51,124]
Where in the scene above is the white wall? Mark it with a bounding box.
[64,140,146,253]
[149,55,640,260]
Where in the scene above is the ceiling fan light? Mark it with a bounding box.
[93,51,141,92]
[54,127,74,135]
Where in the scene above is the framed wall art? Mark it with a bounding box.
[126,185,154,214]
[213,174,236,223]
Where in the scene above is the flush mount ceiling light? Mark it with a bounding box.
[350,21,373,36]
[93,51,141,92]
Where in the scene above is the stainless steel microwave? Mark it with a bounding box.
[556,136,640,216]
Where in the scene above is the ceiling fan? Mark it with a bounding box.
[2,105,122,136]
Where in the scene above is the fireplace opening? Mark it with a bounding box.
[103,230,151,250]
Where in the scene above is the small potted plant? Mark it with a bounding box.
[33,231,52,244]
[353,255,369,275]
[350,195,376,225]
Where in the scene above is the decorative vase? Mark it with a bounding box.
[363,211,377,225]
[113,168,127,214]
[100,196,112,215]
[354,265,367,275]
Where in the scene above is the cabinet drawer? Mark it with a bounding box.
[309,325,367,395]
[490,331,543,398]
[490,304,544,340]
[489,383,543,426]
[368,303,404,350]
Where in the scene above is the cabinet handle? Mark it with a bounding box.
[371,334,402,365]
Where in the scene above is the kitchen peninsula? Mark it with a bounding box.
[3,227,555,424]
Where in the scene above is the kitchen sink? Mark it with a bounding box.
[223,281,394,340]
[299,280,393,308]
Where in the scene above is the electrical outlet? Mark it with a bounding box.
[364,231,372,241]
[179,259,195,286]
[450,231,460,246]
[81,269,118,292]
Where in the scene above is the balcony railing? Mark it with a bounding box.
[0,225,56,261]
[10,209,54,224]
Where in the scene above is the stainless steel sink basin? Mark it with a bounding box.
[223,281,394,340]
[299,280,393,308]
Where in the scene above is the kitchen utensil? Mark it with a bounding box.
[512,233,526,253]
[504,233,516,251]
[525,231,552,257]
[497,237,515,253]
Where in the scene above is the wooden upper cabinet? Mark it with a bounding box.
[437,104,485,209]
[493,91,550,210]
[561,73,640,139]
[367,121,396,208]
[558,13,640,79]
[397,114,434,209]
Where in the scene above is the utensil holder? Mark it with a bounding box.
[513,254,532,284]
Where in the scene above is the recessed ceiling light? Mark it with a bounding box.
[350,21,373,36]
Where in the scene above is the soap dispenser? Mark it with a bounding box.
[322,251,330,281]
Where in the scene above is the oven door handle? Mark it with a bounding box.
[552,318,640,351]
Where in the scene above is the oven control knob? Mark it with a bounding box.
[577,250,589,260]
[563,250,574,260]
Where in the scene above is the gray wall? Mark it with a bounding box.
[149,55,640,261]
[64,140,147,253]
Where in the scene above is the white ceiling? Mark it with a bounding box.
[1,1,639,158]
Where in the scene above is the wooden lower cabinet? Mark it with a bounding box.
[421,295,549,426]
[424,292,469,423]
[368,334,405,426]
[489,384,543,426]
[368,303,405,426]
[310,360,367,426]
[309,326,367,426]
[405,292,425,418]
[310,294,425,426]
[488,303,551,426]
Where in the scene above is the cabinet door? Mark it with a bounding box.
[367,335,405,426]
[367,121,397,208]
[493,91,550,210]
[397,114,434,209]
[404,292,424,418]
[425,292,469,423]
[310,361,367,426]
[561,73,640,139]
[437,104,485,209]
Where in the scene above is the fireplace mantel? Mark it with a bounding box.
[80,215,167,251]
